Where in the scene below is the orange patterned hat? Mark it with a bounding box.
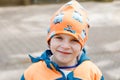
[47,0,90,48]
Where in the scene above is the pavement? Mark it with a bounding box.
[0,1,120,80]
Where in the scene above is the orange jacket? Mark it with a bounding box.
[21,49,104,80]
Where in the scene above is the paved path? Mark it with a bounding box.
[0,1,120,80]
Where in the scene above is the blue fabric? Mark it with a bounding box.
[67,72,82,80]
[29,50,52,63]
[29,54,42,63]
[101,75,104,80]
[78,48,90,64]
[20,74,25,80]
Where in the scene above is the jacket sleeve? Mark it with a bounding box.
[20,74,25,80]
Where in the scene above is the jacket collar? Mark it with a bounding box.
[29,48,90,68]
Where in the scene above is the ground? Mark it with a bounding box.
[0,1,120,80]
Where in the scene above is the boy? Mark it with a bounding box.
[21,0,104,80]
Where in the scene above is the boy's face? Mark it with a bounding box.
[49,33,82,66]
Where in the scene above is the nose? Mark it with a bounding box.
[60,40,71,49]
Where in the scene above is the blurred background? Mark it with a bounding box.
[0,0,120,80]
[0,0,114,6]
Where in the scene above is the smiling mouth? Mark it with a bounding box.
[57,50,71,54]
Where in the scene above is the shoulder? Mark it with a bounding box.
[83,61,99,68]
[25,61,46,73]
[23,61,47,79]
[74,61,103,80]
[77,60,102,73]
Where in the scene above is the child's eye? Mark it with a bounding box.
[55,36,62,40]
[71,39,79,43]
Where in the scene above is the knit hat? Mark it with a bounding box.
[47,0,90,48]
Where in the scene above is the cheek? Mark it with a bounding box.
[72,44,81,54]
[49,38,58,49]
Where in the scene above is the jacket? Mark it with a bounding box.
[21,48,104,80]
